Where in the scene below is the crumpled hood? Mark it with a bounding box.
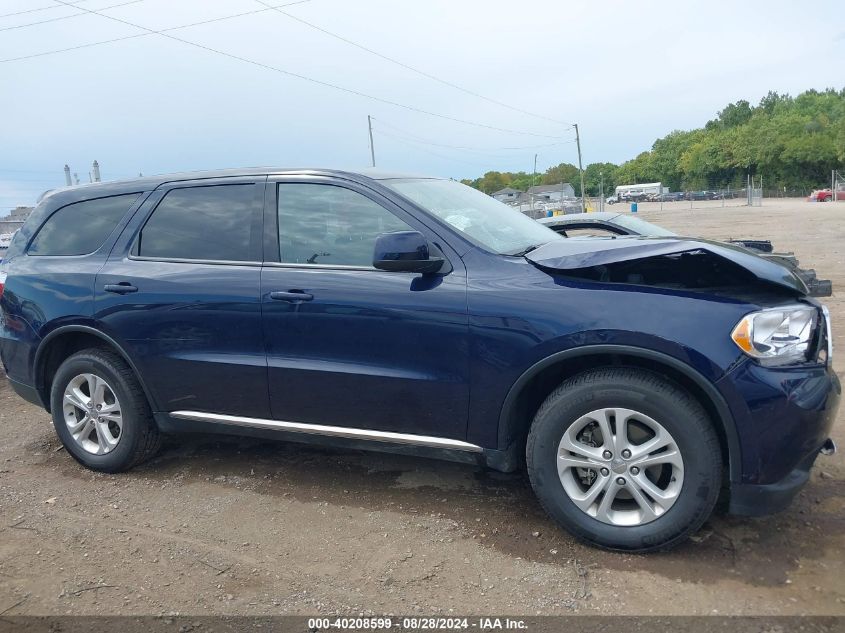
[525,236,809,295]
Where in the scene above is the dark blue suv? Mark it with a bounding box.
[0,168,839,551]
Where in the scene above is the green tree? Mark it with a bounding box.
[706,100,753,130]
[508,172,536,191]
[649,130,703,190]
[615,152,658,188]
[540,163,581,193]
[583,162,618,197]
[476,171,510,194]
[460,87,845,196]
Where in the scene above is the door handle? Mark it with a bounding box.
[104,283,138,295]
[269,290,314,303]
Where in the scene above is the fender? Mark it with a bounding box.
[497,343,742,482]
[34,324,161,413]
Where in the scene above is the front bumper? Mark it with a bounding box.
[718,358,840,516]
[728,443,828,516]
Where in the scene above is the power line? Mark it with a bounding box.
[39,0,569,139]
[373,128,576,166]
[0,0,314,63]
[0,1,87,19]
[373,129,498,169]
[373,118,577,152]
[253,0,572,129]
[373,128,566,177]
[0,0,144,33]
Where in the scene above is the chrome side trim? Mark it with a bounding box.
[128,255,263,267]
[170,410,483,453]
[262,261,374,271]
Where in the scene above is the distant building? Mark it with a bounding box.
[0,206,33,235]
[527,183,575,202]
[491,187,522,203]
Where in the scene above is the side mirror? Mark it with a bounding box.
[373,231,444,274]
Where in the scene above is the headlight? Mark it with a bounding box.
[731,305,818,365]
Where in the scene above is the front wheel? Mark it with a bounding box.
[526,368,722,552]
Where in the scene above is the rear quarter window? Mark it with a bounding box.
[28,193,140,256]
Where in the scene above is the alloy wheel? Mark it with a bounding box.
[62,373,123,455]
[557,407,684,526]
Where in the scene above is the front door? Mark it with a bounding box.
[261,176,470,440]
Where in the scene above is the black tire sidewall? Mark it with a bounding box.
[527,371,721,551]
[50,352,143,472]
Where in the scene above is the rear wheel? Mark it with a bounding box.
[50,348,161,472]
[526,367,721,551]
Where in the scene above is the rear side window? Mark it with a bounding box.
[28,193,140,256]
[136,185,256,262]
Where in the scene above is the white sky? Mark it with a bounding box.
[1,0,843,211]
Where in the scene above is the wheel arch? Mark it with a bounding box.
[497,344,742,482]
[34,325,158,413]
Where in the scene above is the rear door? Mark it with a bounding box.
[94,177,269,418]
[260,175,470,440]
[1,193,144,385]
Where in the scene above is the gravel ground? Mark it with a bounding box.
[0,198,843,617]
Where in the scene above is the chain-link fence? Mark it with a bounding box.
[515,198,583,218]
[600,174,763,212]
[834,170,845,202]
[510,170,845,219]
[748,175,763,207]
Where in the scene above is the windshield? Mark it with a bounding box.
[611,214,677,237]
[385,178,562,255]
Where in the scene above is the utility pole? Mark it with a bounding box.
[560,167,566,212]
[531,153,538,214]
[747,173,751,206]
[574,123,586,212]
[367,115,376,167]
[599,171,604,213]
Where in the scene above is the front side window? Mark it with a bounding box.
[29,193,140,256]
[277,183,412,266]
[137,185,256,262]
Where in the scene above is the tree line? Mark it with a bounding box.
[460,88,845,197]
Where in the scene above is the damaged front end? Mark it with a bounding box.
[726,239,832,297]
[525,236,810,298]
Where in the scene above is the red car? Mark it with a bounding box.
[808,188,844,201]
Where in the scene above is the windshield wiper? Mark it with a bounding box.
[507,244,543,257]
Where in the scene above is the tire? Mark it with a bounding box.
[526,367,721,552]
[50,348,161,472]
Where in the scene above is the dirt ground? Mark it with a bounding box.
[0,198,844,617]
